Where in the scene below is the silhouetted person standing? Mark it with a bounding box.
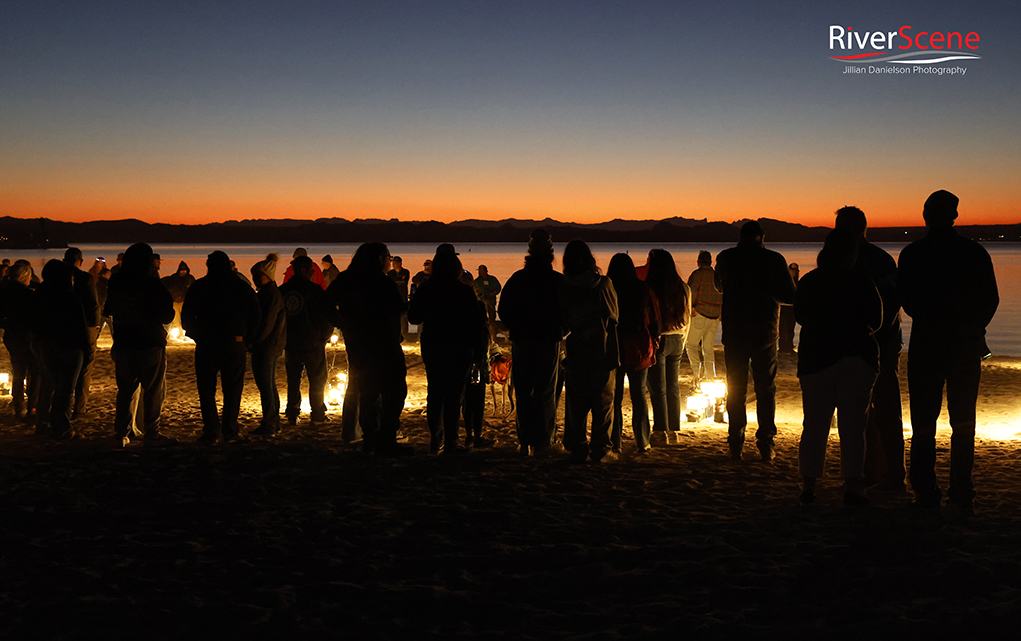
[0,262,40,420]
[325,243,413,457]
[183,251,261,444]
[715,221,796,461]
[898,190,998,514]
[161,261,195,333]
[408,247,487,454]
[250,254,287,435]
[34,260,90,440]
[280,255,333,425]
[63,247,101,417]
[321,254,340,288]
[498,229,566,455]
[387,255,411,340]
[796,228,882,506]
[646,250,692,435]
[104,242,177,446]
[835,206,905,492]
[685,250,722,382]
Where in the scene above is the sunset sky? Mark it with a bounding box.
[2,0,1019,227]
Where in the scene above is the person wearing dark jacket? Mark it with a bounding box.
[279,255,333,425]
[0,262,40,419]
[715,220,797,461]
[498,229,566,455]
[104,242,177,446]
[321,255,341,288]
[898,190,999,514]
[182,250,261,443]
[407,247,488,454]
[796,227,882,506]
[282,248,326,289]
[34,260,90,439]
[161,261,195,333]
[835,206,906,493]
[325,243,413,457]
[607,253,660,453]
[559,240,619,464]
[63,247,101,417]
[249,254,287,435]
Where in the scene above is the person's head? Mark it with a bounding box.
[526,228,554,265]
[250,253,279,288]
[63,247,84,268]
[206,250,231,274]
[431,250,463,281]
[115,253,124,265]
[350,243,391,274]
[436,243,458,256]
[477,265,489,277]
[391,256,403,269]
[322,255,334,270]
[646,249,688,330]
[922,189,959,228]
[292,255,315,279]
[1,258,9,266]
[42,259,73,290]
[152,254,161,269]
[562,240,597,278]
[423,259,433,274]
[817,227,858,272]
[229,260,238,272]
[739,220,765,246]
[834,206,868,241]
[9,262,31,286]
[789,263,800,280]
[177,261,189,275]
[122,243,154,277]
[697,250,712,267]
[292,247,308,259]
[607,253,637,284]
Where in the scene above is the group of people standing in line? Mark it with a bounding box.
[0,190,999,512]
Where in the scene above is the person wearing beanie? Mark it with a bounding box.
[321,254,340,288]
[250,253,287,435]
[282,247,326,289]
[898,190,999,514]
[498,229,567,455]
[161,260,196,333]
[104,242,177,446]
[182,250,262,443]
[280,255,333,425]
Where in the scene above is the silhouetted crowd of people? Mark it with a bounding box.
[0,190,1000,513]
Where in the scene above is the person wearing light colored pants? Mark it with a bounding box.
[685,312,719,381]
[798,355,877,488]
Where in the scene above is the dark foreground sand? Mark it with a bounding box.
[2,340,1021,638]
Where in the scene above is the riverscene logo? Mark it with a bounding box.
[829,25,981,67]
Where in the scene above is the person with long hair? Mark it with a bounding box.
[559,240,619,463]
[796,227,882,506]
[644,249,691,435]
[408,246,488,454]
[607,253,660,453]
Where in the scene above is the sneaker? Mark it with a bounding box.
[310,414,327,425]
[518,444,531,457]
[251,425,278,436]
[286,415,298,426]
[592,450,618,464]
[474,436,496,448]
[223,432,247,444]
[195,434,219,445]
[144,434,179,447]
[117,435,131,448]
[757,443,774,463]
[728,446,742,461]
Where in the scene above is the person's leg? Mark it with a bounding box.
[750,343,779,449]
[907,342,946,504]
[648,343,668,432]
[138,347,168,437]
[799,366,836,481]
[6,341,29,415]
[113,349,141,439]
[251,348,277,431]
[871,347,905,488]
[834,357,878,494]
[946,345,982,505]
[424,359,445,452]
[443,361,470,451]
[308,346,329,421]
[511,342,537,447]
[220,343,247,437]
[702,318,719,379]
[590,369,615,459]
[342,366,361,442]
[377,347,408,447]
[725,344,750,452]
[563,368,589,458]
[685,315,706,380]
[73,326,100,415]
[612,366,626,451]
[283,349,303,423]
[664,336,682,432]
[49,349,84,438]
[195,343,222,437]
[629,368,651,450]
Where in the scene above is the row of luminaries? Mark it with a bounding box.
[0,190,998,514]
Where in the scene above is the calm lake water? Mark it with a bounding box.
[9,241,1021,356]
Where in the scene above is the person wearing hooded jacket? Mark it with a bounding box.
[161,260,196,333]
[182,250,261,443]
[407,247,488,454]
[33,260,91,439]
[249,254,287,435]
[279,255,333,425]
[559,240,620,464]
[104,242,177,446]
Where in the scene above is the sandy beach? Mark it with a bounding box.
[2,339,1021,638]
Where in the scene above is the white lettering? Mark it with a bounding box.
[853,31,871,48]
[870,32,886,48]
[829,25,846,49]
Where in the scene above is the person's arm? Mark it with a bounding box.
[154,280,175,326]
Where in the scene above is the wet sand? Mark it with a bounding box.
[2,340,1021,638]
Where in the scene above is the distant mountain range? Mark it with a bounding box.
[2,215,1018,249]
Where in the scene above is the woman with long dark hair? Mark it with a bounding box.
[559,240,619,463]
[645,249,691,434]
[607,253,660,453]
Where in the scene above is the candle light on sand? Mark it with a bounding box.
[326,372,347,407]
[0,372,10,396]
